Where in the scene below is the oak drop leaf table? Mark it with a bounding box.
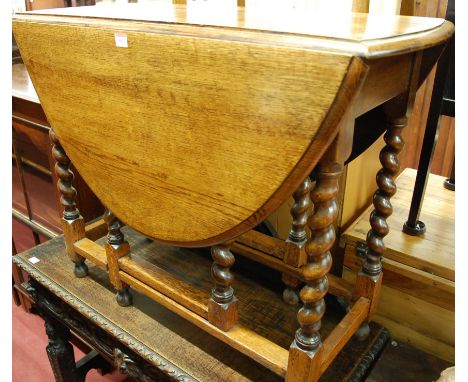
[13,4,453,381]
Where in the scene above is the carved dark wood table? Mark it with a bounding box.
[13,230,389,381]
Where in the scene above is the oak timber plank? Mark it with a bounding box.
[343,269,454,362]
[14,16,356,246]
[343,168,455,280]
[122,272,289,377]
[376,285,454,347]
[373,315,454,363]
[320,297,369,375]
[119,255,209,318]
[232,241,354,300]
[236,230,286,260]
[73,238,107,269]
[84,217,107,241]
[344,242,454,310]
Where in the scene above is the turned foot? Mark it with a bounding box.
[282,273,301,305]
[355,322,370,341]
[73,260,88,278]
[116,287,133,307]
[283,287,300,305]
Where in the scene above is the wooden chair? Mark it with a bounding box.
[13,2,452,380]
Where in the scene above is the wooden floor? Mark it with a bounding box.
[342,168,455,362]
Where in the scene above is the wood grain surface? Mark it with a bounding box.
[13,6,453,246]
[18,3,448,56]
[13,18,359,246]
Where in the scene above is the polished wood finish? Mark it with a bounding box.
[103,209,132,307]
[284,177,312,267]
[50,128,88,277]
[83,217,108,241]
[286,161,342,381]
[236,230,286,260]
[13,5,453,247]
[13,5,453,381]
[283,177,312,305]
[208,241,239,331]
[125,273,289,376]
[14,15,355,246]
[16,5,450,57]
[119,254,210,318]
[73,238,107,269]
[361,115,407,278]
[320,297,369,375]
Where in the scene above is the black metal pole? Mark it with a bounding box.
[403,36,453,236]
[443,154,455,191]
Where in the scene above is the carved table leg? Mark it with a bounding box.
[356,115,406,325]
[208,240,239,331]
[44,316,80,382]
[50,129,87,278]
[283,177,312,305]
[104,209,132,307]
[286,161,342,382]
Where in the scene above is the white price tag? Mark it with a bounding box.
[115,33,128,48]
[28,256,40,264]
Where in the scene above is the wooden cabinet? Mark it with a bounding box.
[12,63,104,309]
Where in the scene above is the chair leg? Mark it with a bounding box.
[50,128,87,278]
[208,240,239,331]
[286,161,342,382]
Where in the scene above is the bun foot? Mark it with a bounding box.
[283,287,300,305]
[116,287,133,307]
[355,322,370,341]
[73,261,88,278]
